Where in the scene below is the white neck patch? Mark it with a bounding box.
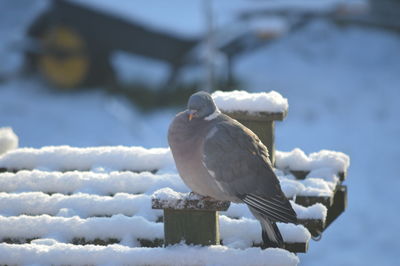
[204,109,221,121]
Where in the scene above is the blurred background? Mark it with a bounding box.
[1,0,399,265]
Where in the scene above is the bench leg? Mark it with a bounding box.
[163,209,220,246]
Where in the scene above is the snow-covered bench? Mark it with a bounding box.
[0,90,349,265]
[0,146,317,253]
[0,146,346,253]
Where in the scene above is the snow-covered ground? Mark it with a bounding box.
[1,1,400,265]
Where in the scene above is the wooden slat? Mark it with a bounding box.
[252,240,308,253]
[284,242,309,253]
[290,170,347,182]
[152,198,230,211]
[0,236,308,253]
[295,194,334,208]
[222,110,288,122]
[324,185,347,229]
[298,218,325,238]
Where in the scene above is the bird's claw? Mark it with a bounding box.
[189,191,214,201]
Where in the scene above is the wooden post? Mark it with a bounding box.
[163,209,219,246]
[220,110,287,165]
[152,194,230,246]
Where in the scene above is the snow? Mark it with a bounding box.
[275,148,350,173]
[223,201,326,221]
[299,178,336,197]
[212,90,289,113]
[220,215,310,245]
[0,173,327,220]
[0,127,18,155]
[0,168,318,249]
[152,188,226,209]
[0,242,299,266]
[152,187,190,202]
[0,214,163,242]
[0,212,309,249]
[0,145,174,172]
[279,172,337,198]
[0,192,161,221]
[0,170,186,195]
[292,203,327,220]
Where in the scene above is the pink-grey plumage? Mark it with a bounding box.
[168,91,297,248]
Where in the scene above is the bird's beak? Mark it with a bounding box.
[188,110,196,121]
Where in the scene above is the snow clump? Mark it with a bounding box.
[0,127,18,155]
[212,90,288,113]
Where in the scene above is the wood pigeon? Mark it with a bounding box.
[168,91,297,248]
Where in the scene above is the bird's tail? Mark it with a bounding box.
[249,206,284,248]
[242,193,296,249]
[260,218,284,248]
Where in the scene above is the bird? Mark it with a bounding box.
[168,91,297,248]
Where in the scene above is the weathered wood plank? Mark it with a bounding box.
[284,242,309,253]
[0,236,309,253]
[295,194,334,208]
[298,218,325,238]
[252,241,308,253]
[221,110,288,122]
[290,170,347,182]
[152,198,230,211]
[324,185,347,229]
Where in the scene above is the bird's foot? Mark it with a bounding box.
[189,191,215,201]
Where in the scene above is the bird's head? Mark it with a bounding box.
[187,91,220,121]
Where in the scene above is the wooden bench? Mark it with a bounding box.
[0,160,316,253]
[0,145,335,254]
[0,91,349,264]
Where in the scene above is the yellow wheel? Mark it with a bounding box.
[38,25,89,89]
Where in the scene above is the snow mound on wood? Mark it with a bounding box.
[0,242,299,266]
[212,90,288,113]
[0,192,161,221]
[0,214,163,242]
[224,200,326,221]
[0,127,18,155]
[0,145,173,171]
[0,170,186,195]
[276,148,350,173]
[220,215,310,245]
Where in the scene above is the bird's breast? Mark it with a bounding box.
[168,115,231,200]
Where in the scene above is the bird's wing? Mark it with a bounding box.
[202,118,296,223]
